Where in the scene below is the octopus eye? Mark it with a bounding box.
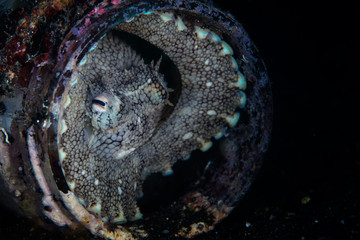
[92,95,108,112]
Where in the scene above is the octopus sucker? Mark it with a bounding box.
[79,57,87,66]
[214,128,225,140]
[230,72,247,90]
[89,202,102,215]
[175,17,187,31]
[69,77,79,87]
[220,41,234,56]
[210,31,222,43]
[195,26,210,39]
[237,91,247,108]
[58,148,67,163]
[159,12,174,22]
[224,112,241,127]
[61,95,71,109]
[200,140,213,152]
[162,168,174,176]
[112,214,126,224]
[67,181,76,191]
[58,119,68,136]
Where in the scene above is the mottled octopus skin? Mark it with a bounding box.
[58,11,245,222]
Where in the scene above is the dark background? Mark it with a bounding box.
[1,1,359,239]
[196,2,359,239]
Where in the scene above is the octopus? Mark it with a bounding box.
[58,12,247,222]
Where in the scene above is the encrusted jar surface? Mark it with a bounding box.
[0,0,272,239]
